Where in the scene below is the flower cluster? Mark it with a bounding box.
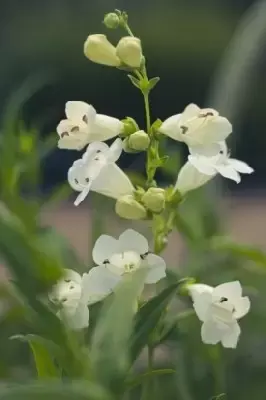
[53,10,252,349]
[49,229,166,329]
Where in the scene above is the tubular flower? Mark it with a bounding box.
[188,281,250,348]
[86,229,166,300]
[160,103,232,148]
[57,101,123,150]
[68,139,134,206]
[49,269,89,330]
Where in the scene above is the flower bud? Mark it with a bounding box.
[116,37,142,68]
[115,195,147,220]
[103,13,120,29]
[121,117,139,137]
[128,130,150,151]
[142,188,165,213]
[84,34,120,67]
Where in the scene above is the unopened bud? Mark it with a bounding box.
[115,195,147,220]
[103,13,120,29]
[128,130,150,151]
[116,37,142,68]
[121,117,139,137]
[142,187,165,213]
[84,34,120,67]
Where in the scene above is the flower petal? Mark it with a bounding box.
[213,281,242,302]
[194,116,232,144]
[175,161,213,194]
[65,101,95,122]
[57,119,71,135]
[189,143,221,157]
[215,164,241,183]
[233,296,251,320]
[91,163,134,199]
[145,254,166,284]
[62,302,90,330]
[192,291,213,322]
[68,160,85,191]
[118,229,149,254]
[201,320,224,345]
[179,103,200,123]
[159,114,181,140]
[221,321,241,348]
[188,155,217,175]
[92,234,119,264]
[228,159,254,174]
[81,266,121,305]
[90,115,123,142]
[74,184,92,206]
[188,284,213,302]
[82,142,109,162]
[107,138,123,163]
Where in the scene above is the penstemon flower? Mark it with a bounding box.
[68,138,134,206]
[49,269,89,330]
[159,103,232,149]
[188,281,250,348]
[85,229,166,300]
[188,141,254,183]
[116,37,143,68]
[57,101,123,150]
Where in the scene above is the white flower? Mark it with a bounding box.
[68,138,134,206]
[174,161,213,195]
[116,37,142,68]
[84,34,121,66]
[49,269,89,330]
[160,103,232,148]
[188,281,250,348]
[57,101,123,150]
[86,229,166,301]
[188,141,254,183]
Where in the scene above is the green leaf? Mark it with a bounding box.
[130,280,186,363]
[147,77,160,91]
[127,74,141,89]
[210,236,266,267]
[127,368,175,389]
[90,270,147,394]
[0,382,112,400]
[11,335,62,378]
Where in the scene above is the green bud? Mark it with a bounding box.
[115,195,147,220]
[142,187,165,213]
[121,117,139,137]
[103,13,120,29]
[128,130,150,151]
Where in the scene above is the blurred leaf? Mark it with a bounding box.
[90,270,147,394]
[210,236,266,267]
[11,335,61,378]
[130,280,186,363]
[0,382,112,400]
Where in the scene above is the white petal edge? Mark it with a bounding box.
[215,164,241,183]
[90,115,123,142]
[145,254,166,284]
[201,320,224,345]
[221,321,241,348]
[65,101,95,121]
[92,234,118,265]
[229,159,254,174]
[118,229,149,254]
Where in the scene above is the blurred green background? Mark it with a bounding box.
[0,0,266,399]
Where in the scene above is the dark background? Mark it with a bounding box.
[0,0,265,192]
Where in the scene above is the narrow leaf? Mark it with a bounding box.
[130,280,186,363]
[127,74,141,89]
[90,270,147,394]
[11,335,62,378]
[147,77,160,91]
[127,369,175,389]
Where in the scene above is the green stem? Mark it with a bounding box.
[143,91,151,134]
[140,346,154,400]
[123,22,135,37]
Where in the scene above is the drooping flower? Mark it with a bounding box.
[49,269,89,330]
[116,37,143,68]
[86,229,166,300]
[84,34,121,66]
[57,101,123,150]
[115,195,147,220]
[188,141,254,183]
[68,139,134,206]
[188,281,250,348]
[159,103,232,148]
